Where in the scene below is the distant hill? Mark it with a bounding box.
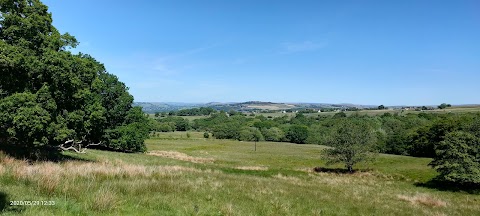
[134,101,479,114]
[133,102,203,113]
[134,101,368,113]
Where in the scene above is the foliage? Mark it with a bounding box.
[332,112,347,118]
[238,127,263,142]
[175,107,216,116]
[408,115,467,157]
[262,127,285,142]
[438,103,452,109]
[211,122,242,140]
[430,131,480,185]
[322,119,378,172]
[286,125,309,144]
[157,117,190,131]
[0,0,148,156]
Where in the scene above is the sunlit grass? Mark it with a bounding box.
[0,139,478,215]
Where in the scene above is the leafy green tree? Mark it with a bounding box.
[262,127,285,142]
[173,118,190,131]
[468,116,480,137]
[333,112,347,118]
[157,116,190,131]
[438,103,452,109]
[322,119,378,172]
[290,113,312,125]
[286,125,309,144]
[239,127,263,142]
[306,124,332,145]
[159,124,174,132]
[211,122,241,139]
[408,116,461,157]
[253,119,277,131]
[0,92,54,149]
[430,131,480,185]
[0,0,149,156]
[381,117,411,155]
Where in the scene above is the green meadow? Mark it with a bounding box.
[1,133,479,215]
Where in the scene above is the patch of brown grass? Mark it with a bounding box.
[273,174,304,185]
[397,193,447,207]
[221,203,235,216]
[235,166,268,171]
[295,168,315,173]
[147,150,214,163]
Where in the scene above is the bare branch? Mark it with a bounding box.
[59,145,86,153]
[59,139,102,154]
[85,142,102,148]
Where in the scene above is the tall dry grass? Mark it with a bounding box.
[8,160,206,180]
[91,187,119,212]
[147,150,214,163]
[0,154,215,198]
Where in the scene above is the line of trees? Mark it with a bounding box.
[155,107,216,117]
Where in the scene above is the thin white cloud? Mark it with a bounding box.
[130,79,182,89]
[150,43,223,76]
[281,41,328,54]
[152,61,178,76]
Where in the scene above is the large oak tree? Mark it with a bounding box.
[0,0,149,157]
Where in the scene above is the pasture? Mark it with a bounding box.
[0,135,479,215]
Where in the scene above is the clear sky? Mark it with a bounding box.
[43,0,479,105]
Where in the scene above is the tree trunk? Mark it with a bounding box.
[347,164,353,173]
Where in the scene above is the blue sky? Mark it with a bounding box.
[43,0,479,105]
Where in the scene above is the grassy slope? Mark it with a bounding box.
[253,106,480,118]
[0,135,479,215]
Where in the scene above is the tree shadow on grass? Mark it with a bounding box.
[313,167,373,174]
[0,191,25,214]
[414,179,480,195]
[0,144,94,163]
[0,192,6,212]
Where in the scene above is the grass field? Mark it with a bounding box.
[146,106,480,122]
[254,106,480,118]
[1,135,479,215]
[149,114,209,121]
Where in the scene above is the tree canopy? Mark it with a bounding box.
[430,131,480,185]
[0,0,149,158]
[321,119,378,172]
